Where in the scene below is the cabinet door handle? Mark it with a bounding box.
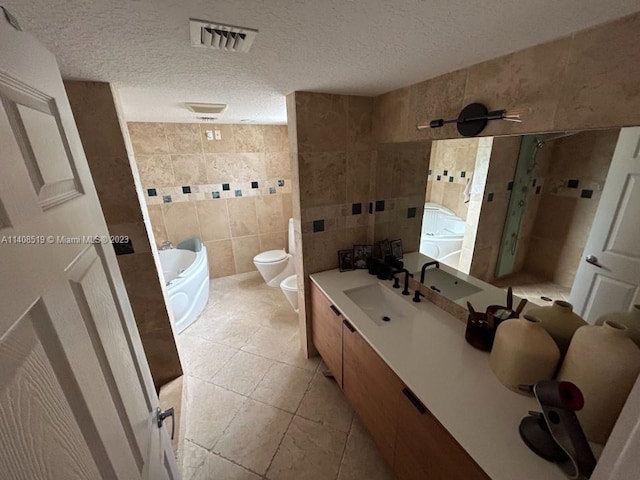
[330,305,342,317]
[343,319,355,332]
[402,387,427,414]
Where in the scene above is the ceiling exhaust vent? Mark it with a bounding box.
[190,19,257,53]
[186,102,227,114]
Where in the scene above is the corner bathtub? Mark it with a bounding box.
[420,203,466,269]
[158,238,209,334]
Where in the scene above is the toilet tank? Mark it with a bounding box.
[288,218,296,256]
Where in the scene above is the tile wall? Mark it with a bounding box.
[372,142,429,253]
[373,12,640,144]
[128,123,293,278]
[521,129,619,287]
[287,92,375,355]
[425,138,480,220]
[65,81,182,389]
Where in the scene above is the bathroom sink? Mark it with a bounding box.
[345,283,418,326]
[416,268,481,301]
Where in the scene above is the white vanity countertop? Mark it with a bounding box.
[310,262,566,480]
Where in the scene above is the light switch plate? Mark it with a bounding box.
[214,129,222,140]
[205,130,214,141]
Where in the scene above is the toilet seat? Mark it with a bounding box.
[254,250,287,264]
[280,274,297,292]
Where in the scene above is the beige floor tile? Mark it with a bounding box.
[267,416,347,480]
[182,441,260,480]
[297,370,354,433]
[176,334,236,382]
[242,326,320,372]
[186,313,261,349]
[214,399,292,475]
[251,362,315,413]
[186,377,246,449]
[212,350,273,395]
[337,417,393,480]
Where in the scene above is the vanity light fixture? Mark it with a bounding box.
[417,103,524,137]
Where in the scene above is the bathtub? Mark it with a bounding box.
[158,238,209,334]
[419,203,466,269]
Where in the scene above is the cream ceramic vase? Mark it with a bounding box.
[528,300,587,356]
[558,321,640,445]
[596,304,640,348]
[489,315,561,394]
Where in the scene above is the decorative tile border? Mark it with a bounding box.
[428,169,473,185]
[301,195,422,234]
[145,179,292,204]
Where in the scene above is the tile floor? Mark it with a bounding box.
[492,271,571,307]
[177,271,392,480]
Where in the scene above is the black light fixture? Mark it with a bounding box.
[417,102,523,137]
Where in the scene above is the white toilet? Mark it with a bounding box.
[253,218,296,287]
[280,274,298,313]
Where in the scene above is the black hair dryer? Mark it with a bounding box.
[518,381,596,479]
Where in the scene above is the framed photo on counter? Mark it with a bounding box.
[338,249,355,272]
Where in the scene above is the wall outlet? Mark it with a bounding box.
[205,130,214,141]
[214,129,222,140]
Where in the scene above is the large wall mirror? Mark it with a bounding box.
[375,127,640,322]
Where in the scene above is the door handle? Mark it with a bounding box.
[343,319,355,333]
[585,255,603,268]
[402,387,427,414]
[156,407,175,440]
[330,305,342,317]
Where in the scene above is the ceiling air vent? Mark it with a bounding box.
[185,103,227,114]
[190,19,257,53]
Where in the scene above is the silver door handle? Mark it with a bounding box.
[585,255,602,268]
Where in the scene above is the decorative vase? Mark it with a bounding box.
[528,300,587,356]
[596,304,640,348]
[558,321,640,445]
[489,315,561,394]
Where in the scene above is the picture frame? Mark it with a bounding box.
[353,245,373,269]
[338,249,355,272]
[390,239,404,259]
[378,239,391,258]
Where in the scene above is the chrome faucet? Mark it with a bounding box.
[160,240,174,250]
[420,261,440,284]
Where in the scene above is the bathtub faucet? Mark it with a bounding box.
[160,241,175,250]
[420,261,440,284]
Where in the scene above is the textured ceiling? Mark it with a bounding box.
[4,0,639,124]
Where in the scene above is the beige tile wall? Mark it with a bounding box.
[373,12,640,144]
[287,92,375,356]
[128,123,293,278]
[373,142,429,253]
[425,138,480,220]
[65,81,182,390]
[522,129,619,287]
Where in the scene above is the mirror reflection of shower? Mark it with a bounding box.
[495,132,581,278]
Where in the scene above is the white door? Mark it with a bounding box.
[569,127,640,323]
[0,11,179,480]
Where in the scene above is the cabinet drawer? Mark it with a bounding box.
[310,282,343,386]
[343,321,403,466]
[394,386,489,480]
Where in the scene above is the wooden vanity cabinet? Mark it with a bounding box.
[342,320,404,467]
[310,282,343,386]
[393,386,490,480]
